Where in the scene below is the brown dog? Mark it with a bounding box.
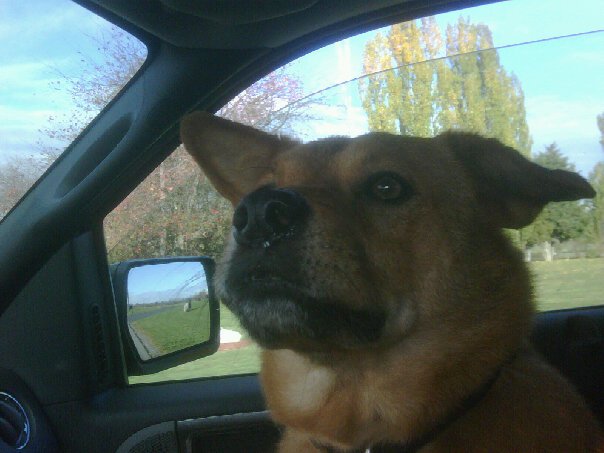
[181,112,603,452]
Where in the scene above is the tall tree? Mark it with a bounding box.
[217,66,317,135]
[597,112,604,148]
[0,26,147,221]
[386,19,437,136]
[0,157,41,217]
[30,26,316,261]
[359,16,532,155]
[588,112,604,242]
[39,26,147,159]
[519,144,593,258]
[359,32,399,134]
[104,147,232,262]
[589,162,604,242]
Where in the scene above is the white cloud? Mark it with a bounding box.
[527,95,602,142]
[0,58,77,160]
[0,59,72,95]
[0,106,57,158]
[0,105,59,128]
[0,0,134,162]
[0,2,105,43]
[564,50,604,66]
[293,104,369,141]
[526,95,603,175]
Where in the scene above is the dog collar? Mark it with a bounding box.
[310,354,515,453]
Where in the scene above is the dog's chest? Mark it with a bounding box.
[261,350,338,415]
[261,349,399,449]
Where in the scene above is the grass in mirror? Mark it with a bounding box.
[129,257,604,384]
[129,304,260,384]
[128,297,211,357]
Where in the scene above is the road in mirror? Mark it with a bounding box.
[126,262,211,361]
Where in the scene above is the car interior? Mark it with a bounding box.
[0,0,603,452]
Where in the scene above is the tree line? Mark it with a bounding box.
[359,16,604,259]
[1,18,603,262]
[359,17,531,155]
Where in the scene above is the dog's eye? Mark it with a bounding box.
[366,173,413,202]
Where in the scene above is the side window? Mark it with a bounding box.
[105,73,323,384]
[105,0,604,384]
[263,1,604,313]
[104,149,264,384]
[0,1,146,222]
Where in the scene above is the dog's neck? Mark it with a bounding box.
[261,341,523,451]
[307,353,513,453]
[260,237,533,450]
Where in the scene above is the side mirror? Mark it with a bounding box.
[110,257,219,375]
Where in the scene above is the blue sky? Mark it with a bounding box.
[128,262,208,302]
[0,0,603,178]
[0,0,116,159]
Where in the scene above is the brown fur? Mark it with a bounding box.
[181,112,603,452]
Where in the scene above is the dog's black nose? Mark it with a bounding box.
[232,187,309,247]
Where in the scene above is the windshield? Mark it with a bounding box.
[0,0,147,221]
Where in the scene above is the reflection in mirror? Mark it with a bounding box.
[127,262,211,361]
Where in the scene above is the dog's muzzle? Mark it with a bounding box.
[232,186,309,248]
[223,186,387,351]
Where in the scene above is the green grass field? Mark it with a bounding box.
[129,304,170,316]
[129,303,259,384]
[130,298,211,355]
[129,258,604,385]
[531,258,604,311]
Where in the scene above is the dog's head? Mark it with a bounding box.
[181,112,595,354]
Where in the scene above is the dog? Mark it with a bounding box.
[181,112,603,452]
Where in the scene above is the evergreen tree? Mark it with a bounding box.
[597,112,604,148]
[589,162,604,241]
[520,144,592,255]
[588,113,604,241]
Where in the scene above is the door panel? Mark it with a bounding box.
[44,375,270,453]
[2,232,603,452]
[532,307,604,423]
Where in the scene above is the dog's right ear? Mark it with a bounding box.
[442,132,596,229]
[180,112,298,205]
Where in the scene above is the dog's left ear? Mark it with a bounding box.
[180,112,298,205]
[441,132,596,229]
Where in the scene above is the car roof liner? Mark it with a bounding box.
[82,0,494,49]
[160,0,319,25]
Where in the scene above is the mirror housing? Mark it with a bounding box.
[110,256,220,376]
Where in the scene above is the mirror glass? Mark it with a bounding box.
[126,261,211,361]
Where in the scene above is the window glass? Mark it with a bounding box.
[106,0,603,384]
[263,0,604,312]
[0,0,147,220]
[105,148,263,384]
